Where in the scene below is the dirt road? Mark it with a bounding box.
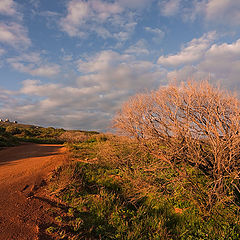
[0,143,67,240]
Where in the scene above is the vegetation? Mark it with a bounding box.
[46,133,240,239]
[0,122,64,144]
[0,126,19,147]
[114,80,240,210]
[46,81,240,240]
[0,122,98,146]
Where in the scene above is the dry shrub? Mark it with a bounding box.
[96,134,138,165]
[113,80,240,210]
[95,134,175,206]
[58,131,89,143]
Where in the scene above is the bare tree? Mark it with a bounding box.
[114,80,240,210]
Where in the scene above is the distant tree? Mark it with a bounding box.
[114,80,240,210]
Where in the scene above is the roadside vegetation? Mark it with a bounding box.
[45,81,240,239]
[0,126,19,147]
[0,122,98,146]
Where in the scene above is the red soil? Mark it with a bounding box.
[0,143,67,240]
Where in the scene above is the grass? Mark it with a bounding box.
[46,134,240,239]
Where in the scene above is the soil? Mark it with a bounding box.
[0,143,67,240]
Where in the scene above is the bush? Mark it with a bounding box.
[0,127,6,134]
[5,126,22,135]
[114,80,240,210]
[58,131,89,143]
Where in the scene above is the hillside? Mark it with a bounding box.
[0,122,98,147]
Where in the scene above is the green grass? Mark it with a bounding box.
[46,135,240,239]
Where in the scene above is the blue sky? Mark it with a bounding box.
[0,0,240,131]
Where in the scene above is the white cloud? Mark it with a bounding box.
[145,27,165,42]
[159,0,181,16]
[158,31,216,67]
[8,52,42,63]
[176,0,240,25]
[8,52,60,77]
[10,62,60,77]
[158,0,240,26]
[77,50,133,73]
[198,39,240,83]
[77,50,165,97]
[203,39,240,63]
[60,0,123,36]
[0,50,167,131]
[60,0,90,37]
[0,23,31,48]
[60,0,137,41]
[182,0,206,22]
[0,0,17,16]
[206,0,240,25]
[0,48,5,56]
[20,80,61,96]
[166,38,240,91]
[125,40,150,55]
[29,65,60,77]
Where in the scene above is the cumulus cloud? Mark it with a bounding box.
[0,50,166,131]
[76,50,164,92]
[158,0,240,26]
[0,23,31,48]
[0,0,17,16]
[159,0,181,16]
[125,40,150,56]
[60,0,139,42]
[8,52,60,77]
[206,0,240,25]
[182,0,206,22]
[77,50,132,73]
[145,27,165,43]
[60,0,122,36]
[13,63,60,77]
[166,38,240,91]
[158,31,216,67]
[0,48,5,56]
[198,39,240,88]
[182,0,240,25]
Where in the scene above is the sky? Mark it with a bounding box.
[0,0,240,131]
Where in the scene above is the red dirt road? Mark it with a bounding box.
[0,143,67,240]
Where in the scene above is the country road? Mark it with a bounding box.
[0,143,67,240]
